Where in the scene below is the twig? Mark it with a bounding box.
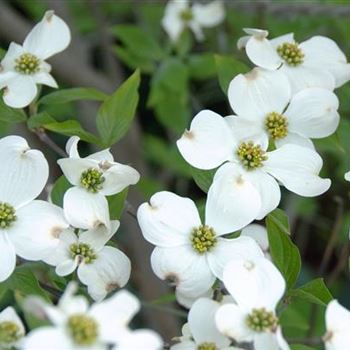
[34,129,67,158]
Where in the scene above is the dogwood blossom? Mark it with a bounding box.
[0,11,71,108]
[0,135,74,281]
[44,221,131,301]
[23,283,163,350]
[58,136,140,215]
[171,298,239,350]
[177,109,331,219]
[0,307,25,349]
[324,300,350,350]
[237,28,350,93]
[228,68,339,149]
[137,191,263,298]
[216,256,290,350]
[162,0,224,42]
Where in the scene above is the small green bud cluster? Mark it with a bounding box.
[15,53,40,75]
[80,168,105,193]
[70,243,97,264]
[246,308,278,332]
[191,225,217,254]
[265,112,288,140]
[236,141,268,170]
[67,314,98,345]
[277,42,304,66]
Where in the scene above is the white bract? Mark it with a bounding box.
[241,224,270,259]
[171,298,239,350]
[58,136,140,220]
[228,68,339,149]
[324,300,350,350]
[0,10,71,108]
[0,135,74,281]
[162,0,225,42]
[23,283,163,350]
[177,107,331,219]
[44,221,131,302]
[237,28,350,93]
[0,307,25,349]
[216,256,290,350]
[137,191,263,298]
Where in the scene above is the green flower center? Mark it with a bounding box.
[67,314,98,346]
[0,321,22,344]
[236,141,268,170]
[265,112,288,140]
[180,9,193,22]
[191,225,217,254]
[80,168,105,193]
[14,53,40,75]
[0,203,16,229]
[277,42,304,66]
[246,308,278,332]
[197,343,218,350]
[70,243,97,264]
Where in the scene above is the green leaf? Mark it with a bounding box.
[288,278,333,306]
[39,88,108,105]
[107,188,128,220]
[144,135,192,177]
[111,25,165,61]
[266,209,301,289]
[1,266,50,301]
[188,53,216,80]
[215,54,249,94]
[191,166,217,193]
[28,112,100,144]
[0,99,26,123]
[291,345,315,350]
[97,70,140,147]
[50,175,72,207]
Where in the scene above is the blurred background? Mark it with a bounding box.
[0,0,349,347]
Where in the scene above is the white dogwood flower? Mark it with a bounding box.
[216,256,290,350]
[137,191,263,298]
[324,300,350,350]
[0,11,71,108]
[23,283,163,350]
[0,307,25,349]
[228,68,339,149]
[44,221,131,301]
[171,298,238,350]
[177,109,331,219]
[58,136,139,219]
[238,28,350,93]
[162,0,225,42]
[0,135,75,281]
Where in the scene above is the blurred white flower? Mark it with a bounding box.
[237,28,350,93]
[344,171,350,182]
[241,224,270,259]
[216,256,290,350]
[0,135,72,281]
[44,221,131,302]
[162,0,225,42]
[23,283,163,350]
[0,307,25,349]
[324,300,350,350]
[171,298,239,350]
[137,191,263,298]
[58,136,139,221]
[0,10,71,108]
[177,109,331,219]
[228,68,339,149]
